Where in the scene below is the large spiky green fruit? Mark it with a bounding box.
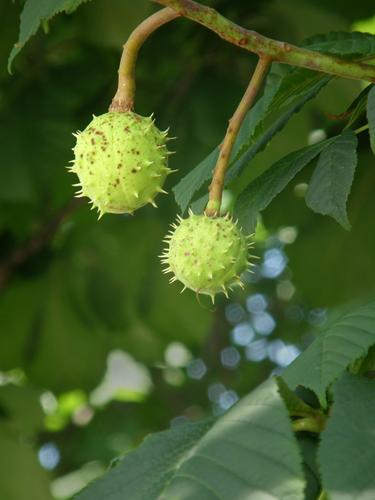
[69,111,174,217]
[161,211,254,302]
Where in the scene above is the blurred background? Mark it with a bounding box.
[1,0,375,498]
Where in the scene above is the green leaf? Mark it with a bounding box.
[357,345,375,374]
[77,378,305,499]
[162,378,304,500]
[305,130,358,230]
[345,85,372,129]
[367,85,375,154]
[234,137,336,234]
[8,0,92,71]
[75,419,214,500]
[319,373,375,500]
[283,301,375,406]
[276,377,318,418]
[173,148,218,214]
[302,31,375,55]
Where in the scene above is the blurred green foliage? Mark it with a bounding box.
[1,0,375,498]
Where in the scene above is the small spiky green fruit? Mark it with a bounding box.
[161,211,254,302]
[69,111,174,217]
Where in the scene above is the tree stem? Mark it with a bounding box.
[154,0,375,83]
[205,56,271,216]
[109,7,180,112]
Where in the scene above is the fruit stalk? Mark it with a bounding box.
[110,7,180,112]
[205,56,271,216]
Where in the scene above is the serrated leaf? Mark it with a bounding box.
[76,378,305,500]
[305,130,358,230]
[75,419,213,500]
[233,137,336,234]
[276,377,318,418]
[9,0,92,70]
[283,301,375,406]
[319,373,375,500]
[302,31,375,55]
[367,85,375,154]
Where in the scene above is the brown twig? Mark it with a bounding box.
[0,198,82,291]
[109,7,180,112]
[154,0,375,83]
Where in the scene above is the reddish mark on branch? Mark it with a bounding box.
[239,37,248,46]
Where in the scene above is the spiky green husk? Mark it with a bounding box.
[69,111,174,217]
[161,211,254,302]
